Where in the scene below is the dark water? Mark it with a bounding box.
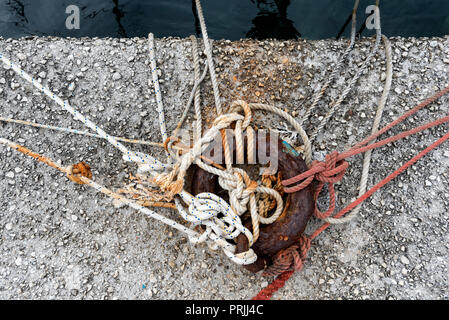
[1,0,448,40]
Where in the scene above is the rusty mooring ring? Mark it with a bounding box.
[191,130,314,273]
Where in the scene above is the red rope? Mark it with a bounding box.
[252,270,295,300]
[252,85,449,300]
[283,85,449,220]
[310,128,449,240]
[262,235,311,277]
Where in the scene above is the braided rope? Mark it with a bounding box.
[298,0,360,129]
[175,192,257,265]
[164,103,289,244]
[194,0,222,114]
[308,20,382,142]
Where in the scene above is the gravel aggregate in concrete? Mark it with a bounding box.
[0,35,448,299]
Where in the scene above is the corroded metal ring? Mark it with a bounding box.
[191,131,314,273]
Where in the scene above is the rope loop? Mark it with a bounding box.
[230,100,252,129]
[282,151,349,220]
[262,235,311,277]
[175,192,258,265]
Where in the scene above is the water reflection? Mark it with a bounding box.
[191,0,300,40]
[1,0,448,40]
[112,0,127,37]
[191,0,201,37]
[246,0,300,40]
[9,0,27,22]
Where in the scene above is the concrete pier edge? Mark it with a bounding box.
[0,35,448,299]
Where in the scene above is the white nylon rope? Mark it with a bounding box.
[0,51,166,171]
[148,33,169,144]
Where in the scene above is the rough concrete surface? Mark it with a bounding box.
[0,34,448,300]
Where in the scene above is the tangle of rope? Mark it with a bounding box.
[0,30,307,267]
[297,1,387,225]
[1,1,433,305]
[0,0,381,269]
[254,84,449,299]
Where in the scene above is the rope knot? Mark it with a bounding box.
[66,162,92,185]
[175,192,257,265]
[220,168,256,216]
[314,151,348,183]
[282,151,349,220]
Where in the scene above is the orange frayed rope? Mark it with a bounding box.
[0,138,176,210]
